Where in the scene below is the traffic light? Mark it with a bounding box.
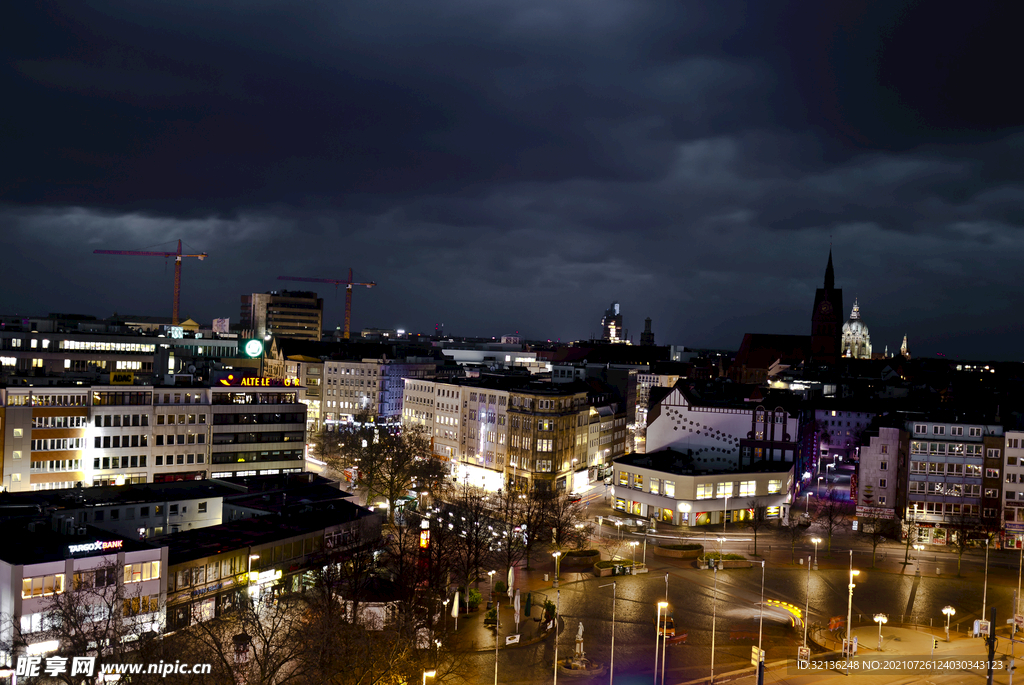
[933,638,939,650]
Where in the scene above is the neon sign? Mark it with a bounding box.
[218,375,300,387]
[68,540,124,555]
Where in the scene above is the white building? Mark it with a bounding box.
[854,426,906,522]
[645,384,800,472]
[0,520,168,668]
[1004,431,1024,547]
[610,449,792,527]
[322,358,436,426]
[840,299,872,359]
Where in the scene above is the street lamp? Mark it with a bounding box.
[247,554,260,597]
[826,463,836,481]
[488,569,496,597]
[723,494,730,532]
[655,601,668,685]
[552,551,562,588]
[630,541,639,574]
[804,491,813,510]
[811,538,821,570]
[817,476,824,493]
[873,614,888,651]
[423,670,436,685]
[710,564,720,684]
[942,606,955,642]
[846,550,860,673]
[615,520,622,539]
[912,544,924,576]
[598,581,617,685]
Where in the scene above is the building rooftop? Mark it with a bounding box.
[0,481,246,514]
[614,448,793,477]
[165,500,377,565]
[0,519,158,566]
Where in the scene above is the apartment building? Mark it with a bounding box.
[904,419,1004,544]
[1004,430,1024,547]
[284,356,324,432]
[611,449,792,526]
[241,291,323,341]
[854,426,908,524]
[507,383,590,493]
[2,387,91,492]
[322,358,436,427]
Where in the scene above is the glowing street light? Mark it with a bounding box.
[630,541,639,575]
[942,606,955,642]
[488,569,496,597]
[423,670,436,685]
[655,601,669,684]
[845,551,860,674]
[913,544,924,576]
[811,538,821,570]
[552,551,562,588]
[874,614,888,651]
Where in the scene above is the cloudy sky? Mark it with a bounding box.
[4,1,1024,358]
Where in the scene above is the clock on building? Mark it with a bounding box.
[819,302,833,315]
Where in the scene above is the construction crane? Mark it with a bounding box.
[94,239,207,325]
[278,269,375,339]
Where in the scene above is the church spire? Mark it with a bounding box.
[824,249,835,290]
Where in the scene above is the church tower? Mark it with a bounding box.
[810,250,844,366]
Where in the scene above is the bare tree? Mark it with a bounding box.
[489,489,529,582]
[859,512,894,568]
[812,487,851,555]
[780,507,808,564]
[542,492,592,552]
[13,560,159,685]
[946,506,980,576]
[743,499,770,557]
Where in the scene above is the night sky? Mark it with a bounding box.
[4,1,1024,359]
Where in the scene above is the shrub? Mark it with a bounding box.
[543,600,556,620]
[661,544,703,551]
[495,580,507,595]
[704,552,746,560]
[565,549,600,558]
[467,588,483,609]
[595,560,636,569]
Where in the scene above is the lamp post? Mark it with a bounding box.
[846,551,860,674]
[873,614,888,651]
[756,560,766,685]
[630,541,639,574]
[552,552,562,588]
[803,555,811,649]
[553,589,561,685]
[488,569,496,598]
[982,538,990,620]
[661,574,669,685]
[817,475,824,493]
[615,520,622,539]
[826,463,836,482]
[912,544,924,575]
[423,670,436,685]
[655,601,668,685]
[247,553,260,599]
[942,606,955,642]
[598,581,617,685]
[710,565,719,684]
[723,494,730,532]
[811,538,821,570]
[804,491,813,511]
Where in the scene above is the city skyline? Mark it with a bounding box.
[4,2,1024,358]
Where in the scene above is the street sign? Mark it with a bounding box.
[750,646,765,666]
[974,620,991,637]
[1015,614,1024,629]
[506,634,520,645]
[797,646,810,662]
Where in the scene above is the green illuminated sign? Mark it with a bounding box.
[242,339,265,358]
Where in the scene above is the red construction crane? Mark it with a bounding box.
[278,269,375,339]
[94,239,208,325]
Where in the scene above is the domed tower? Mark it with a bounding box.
[841,299,872,359]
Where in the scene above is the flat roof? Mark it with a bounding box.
[165,500,377,565]
[614,448,793,477]
[0,481,246,512]
[0,519,158,566]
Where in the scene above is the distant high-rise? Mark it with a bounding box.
[241,290,324,341]
[640,317,654,346]
[602,302,624,342]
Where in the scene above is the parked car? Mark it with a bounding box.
[567,493,582,502]
[657,614,676,637]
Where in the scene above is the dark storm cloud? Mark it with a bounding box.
[3,0,1024,358]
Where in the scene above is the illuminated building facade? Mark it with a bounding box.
[840,299,872,359]
[601,302,624,343]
